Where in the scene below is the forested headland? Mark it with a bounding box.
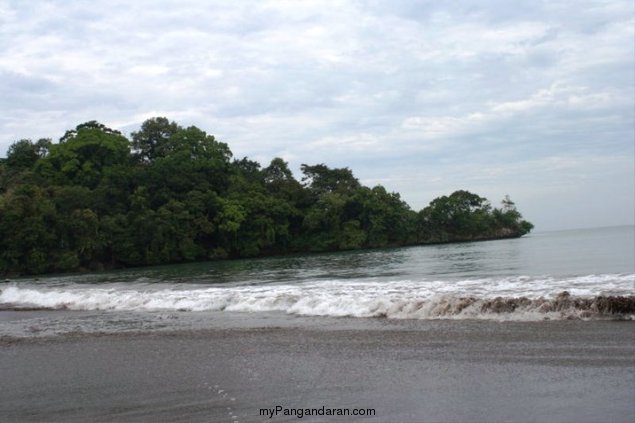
[0,118,533,275]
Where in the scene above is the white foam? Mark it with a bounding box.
[1,273,633,320]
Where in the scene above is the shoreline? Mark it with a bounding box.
[1,320,634,422]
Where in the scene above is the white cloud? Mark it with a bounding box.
[401,113,489,137]
[400,82,631,143]
[0,0,632,230]
[308,133,382,151]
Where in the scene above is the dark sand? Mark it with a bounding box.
[1,319,634,423]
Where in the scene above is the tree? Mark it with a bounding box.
[60,121,122,143]
[264,158,294,184]
[156,125,232,162]
[39,123,131,188]
[493,195,534,236]
[6,139,43,169]
[139,125,233,203]
[418,191,535,242]
[418,190,492,240]
[302,192,347,250]
[231,157,264,190]
[501,195,515,211]
[0,118,533,276]
[0,185,57,274]
[263,158,305,209]
[131,117,180,162]
[300,163,360,195]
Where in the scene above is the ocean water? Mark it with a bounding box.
[1,225,633,336]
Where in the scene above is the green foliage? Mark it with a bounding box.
[418,190,533,242]
[60,121,122,143]
[301,163,360,195]
[38,123,130,188]
[131,117,180,162]
[0,185,56,274]
[0,117,533,275]
[6,139,40,169]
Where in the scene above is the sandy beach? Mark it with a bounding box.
[1,318,633,423]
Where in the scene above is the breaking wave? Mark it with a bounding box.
[1,274,633,321]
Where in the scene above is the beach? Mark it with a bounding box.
[2,228,634,422]
[1,317,634,423]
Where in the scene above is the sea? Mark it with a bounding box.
[1,225,633,337]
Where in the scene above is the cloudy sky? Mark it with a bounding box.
[1,0,633,231]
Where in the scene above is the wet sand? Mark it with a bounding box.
[1,320,634,422]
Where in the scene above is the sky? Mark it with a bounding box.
[0,0,633,231]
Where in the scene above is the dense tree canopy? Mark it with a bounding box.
[0,118,533,275]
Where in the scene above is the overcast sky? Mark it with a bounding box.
[1,0,633,231]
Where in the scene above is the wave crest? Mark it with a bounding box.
[1,282,633,321]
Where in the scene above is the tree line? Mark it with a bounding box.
[0,118,533,275]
